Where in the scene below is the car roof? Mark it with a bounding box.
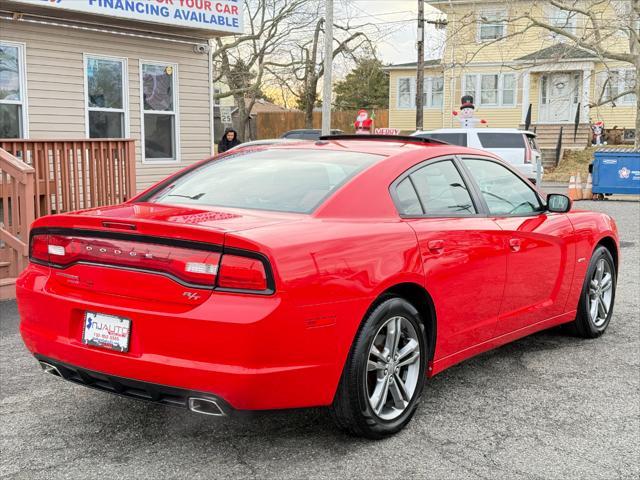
[255,135,494,159]
[416,128,536,136]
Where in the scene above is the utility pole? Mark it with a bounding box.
[416,0,425,131]
[321,0,334,136]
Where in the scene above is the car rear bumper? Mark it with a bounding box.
[17,265,349,411]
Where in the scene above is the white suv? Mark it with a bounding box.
[412,128,543,183]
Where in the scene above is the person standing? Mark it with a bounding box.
[218,128,241,153]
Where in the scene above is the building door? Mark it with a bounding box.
[539,72,581,123]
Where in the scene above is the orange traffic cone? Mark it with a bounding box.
[568,175,577,200]
[575,172,583,200]
[584,173,593,200]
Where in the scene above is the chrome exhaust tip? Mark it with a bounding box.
[39,361,62,377]
[188,397,226,417]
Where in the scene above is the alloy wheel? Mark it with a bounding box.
[588,258,613,327]
[366,316,421,421]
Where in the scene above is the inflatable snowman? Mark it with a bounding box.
[452,95,486,129]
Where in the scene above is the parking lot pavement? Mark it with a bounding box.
[1,198,639,480]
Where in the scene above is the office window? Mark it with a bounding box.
[478,10,507,41]
[464,73,517,107]
[85,56,126,138]
[141,62,178,161]
[0,42,27,138]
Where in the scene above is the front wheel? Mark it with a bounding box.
[570,246,617,338]
[331,297,427,439]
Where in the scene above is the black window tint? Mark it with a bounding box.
[395,178,422,215]
[409,160,476,215]
[149,149,381,214]
[416,133,467,146]
[477,133,525,148]
[463,158,543,215]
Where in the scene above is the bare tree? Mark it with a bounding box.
[212,0,318,140]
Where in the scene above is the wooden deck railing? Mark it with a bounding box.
[0,139,137,217]
[0,139,136,291]
[0,148,35,280]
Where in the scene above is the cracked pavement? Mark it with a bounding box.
[1,196,639,480]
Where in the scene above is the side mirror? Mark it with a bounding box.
[547,193,572,213]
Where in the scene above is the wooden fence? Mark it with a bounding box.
[255,110,389,140]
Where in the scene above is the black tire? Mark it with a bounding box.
[570,245,616,338]
[330,297,428,439]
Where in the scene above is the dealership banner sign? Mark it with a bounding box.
[14,0,244,34]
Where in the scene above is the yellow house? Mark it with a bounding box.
[387,0,637,152]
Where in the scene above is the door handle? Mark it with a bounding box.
[427,240,445,254]
[509,238,521,252]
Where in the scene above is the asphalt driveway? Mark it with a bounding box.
[1,197,639,480]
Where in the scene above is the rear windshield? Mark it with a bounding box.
[148,149,382,213]
[416,133,467,147]
[478,133,525,148]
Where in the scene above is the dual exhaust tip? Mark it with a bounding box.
[39,361,227,417]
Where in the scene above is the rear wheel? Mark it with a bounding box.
[331,297,427,439]
[570,246,616,338]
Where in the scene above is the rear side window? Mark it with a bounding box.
[478,133,525,148]
[395,160,476,216]
[149,149,381,213]
[526,135,539,151]
[416,133,467,146]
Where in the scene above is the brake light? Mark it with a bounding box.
[217,254,268,291]
[29,234,221,287]
[524,136,532,164]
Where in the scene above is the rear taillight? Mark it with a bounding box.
[29,234,220,287]
[217,254,268,291]
[29,233,273,293]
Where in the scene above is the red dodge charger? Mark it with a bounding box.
[17,135,619,438]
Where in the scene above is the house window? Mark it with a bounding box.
[464,73,516,107]
[141,62,179,161]
[398,76,444,109]
[429,77,444,108]
[85,55,127,138]
[548,6,577,37]
[501,74,516,105]
[598,69,636,105]
[478,10,506,41]
[398,77,413,108]
[0,42,27,138]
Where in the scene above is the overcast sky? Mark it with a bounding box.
[343,0,444,65]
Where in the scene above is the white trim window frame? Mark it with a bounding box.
[477,9,507,43]
[140,60,180,163]
[84,54,129,139]
[397,76,444,109]
[596,69,637,105]
[463,73,517,107]
[425,76,444,109]
[547,5,578,40]
[0,40,29,139]
[397,77,414,109]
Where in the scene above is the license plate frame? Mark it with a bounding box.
[82,311,131,353]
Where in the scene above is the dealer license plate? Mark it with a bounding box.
[82,312,131,352]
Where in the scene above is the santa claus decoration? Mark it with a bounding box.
[452,95,487,129]
[591,121,606,145]
[354,109,373,135]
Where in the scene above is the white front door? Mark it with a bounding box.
[539,72,581,123]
